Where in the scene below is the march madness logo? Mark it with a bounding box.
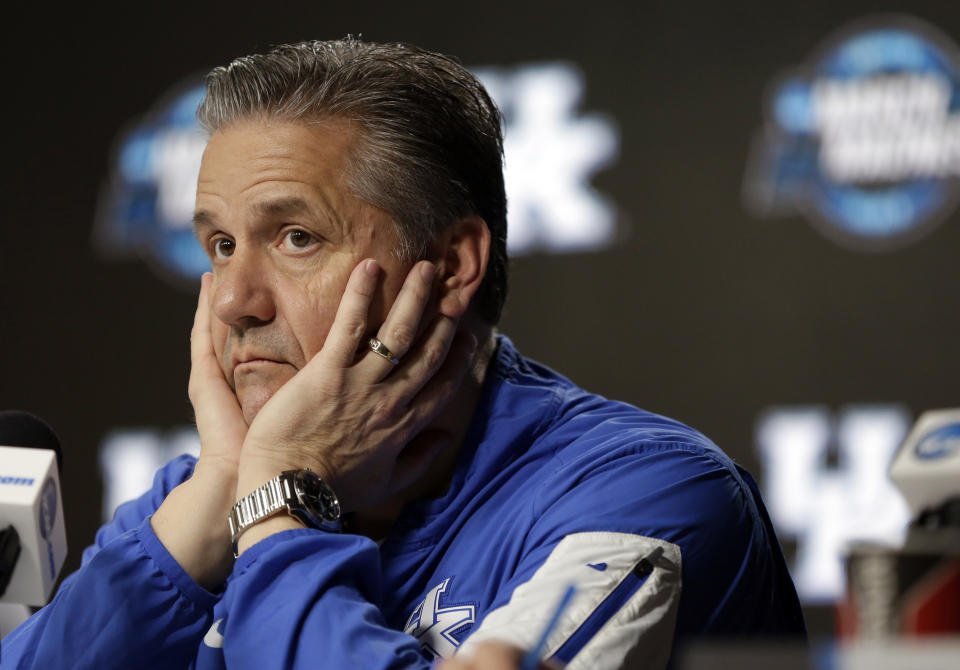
[94,78,210,287]
[744,15,960,251]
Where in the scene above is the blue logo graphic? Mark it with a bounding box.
[38,477,57,539]
[914,423,960,459]
[95,78,211,284]
[0,476,35,486]
[744,16,960,250]
[404,578,476,659]
[39,477,58,580]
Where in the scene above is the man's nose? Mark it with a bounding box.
[211,249,276,327]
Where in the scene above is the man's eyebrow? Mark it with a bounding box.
[192,198,319,235]
[255,196,343,238]
[253,196,315,219]
[192,209,217,234]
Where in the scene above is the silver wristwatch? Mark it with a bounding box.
[228,468,342,557]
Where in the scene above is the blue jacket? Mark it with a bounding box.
[2,337,803,669]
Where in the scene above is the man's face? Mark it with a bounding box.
[194,119,412,423]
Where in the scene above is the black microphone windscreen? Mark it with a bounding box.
[0,411,63,474]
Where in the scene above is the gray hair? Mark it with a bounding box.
[196,37,508,324]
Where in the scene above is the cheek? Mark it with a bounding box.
[289,260,356,359]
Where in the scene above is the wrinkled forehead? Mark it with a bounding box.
[197,118,360,200]
[193,117,406,256]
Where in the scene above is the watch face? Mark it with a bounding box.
[295,469,341,524]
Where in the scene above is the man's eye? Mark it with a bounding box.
[283,229,315,249]
[213,238,235,259]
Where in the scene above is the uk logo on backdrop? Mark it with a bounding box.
[755,404,912,602]
[744,15,960,250]
[93,63,619,287]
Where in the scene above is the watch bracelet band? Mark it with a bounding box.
[228,468,343,557]
[228,474,297,549]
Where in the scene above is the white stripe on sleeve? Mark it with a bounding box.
[457,531,681,670]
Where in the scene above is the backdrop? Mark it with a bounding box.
[3,0,959,637]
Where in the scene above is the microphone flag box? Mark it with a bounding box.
[0,445,67,606]
[889,408,960,520]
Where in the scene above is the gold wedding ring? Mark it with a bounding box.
[368,337,400,365]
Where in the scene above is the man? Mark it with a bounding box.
[3,38,803,668]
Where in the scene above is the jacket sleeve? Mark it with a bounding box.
[456,444,804,669]
[214,528,431,670]
[1,455,218,670]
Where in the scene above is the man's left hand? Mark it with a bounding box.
[235,258,477,530]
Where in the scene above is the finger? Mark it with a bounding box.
[188,273,247,467]
[471,641,525,670]
[189,273,226,392]
[383,329,477,454]
[384,314,459,401]
[435,657,469,670]
[397,328,477,435]
[189,273,211,365]
[318,259,381,366]
[359,260,436,381]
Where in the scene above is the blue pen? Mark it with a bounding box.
[519,584,576,670]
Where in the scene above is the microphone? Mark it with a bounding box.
[0,411,68,607]
[839,409,960,639]
[889,407,960,525]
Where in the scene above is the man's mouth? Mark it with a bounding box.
[226,344,299,390]
[231,349,295,375]
[234,357,288,371]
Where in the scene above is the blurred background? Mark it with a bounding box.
[2,0,959,660]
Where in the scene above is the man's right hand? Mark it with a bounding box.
[149,272,244,590]
[438,642,558,670]
[187,272,248,480]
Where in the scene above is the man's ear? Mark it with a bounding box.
[432,215,491,319]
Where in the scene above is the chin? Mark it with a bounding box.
[234,364,296,424]
[237,384,279,425]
